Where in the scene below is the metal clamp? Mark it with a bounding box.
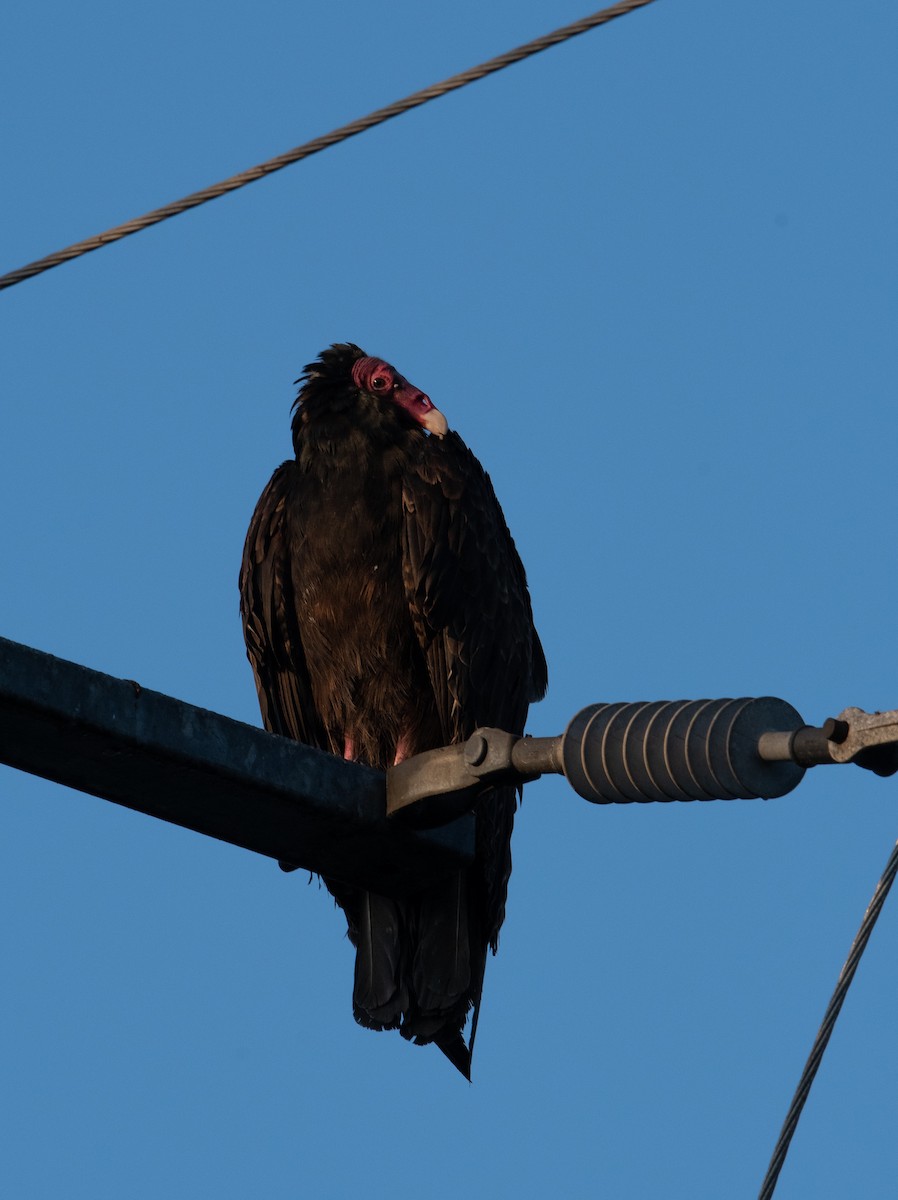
[386,730,562,826]
[759,706,898,777]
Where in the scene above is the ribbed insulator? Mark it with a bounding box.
[562,697,806,804]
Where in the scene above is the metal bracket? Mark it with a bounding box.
[386,730,563,826]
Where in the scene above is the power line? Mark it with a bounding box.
[0,0,660,293]
[758,832,898,1199]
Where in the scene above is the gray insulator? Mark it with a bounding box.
[562,697,806,804]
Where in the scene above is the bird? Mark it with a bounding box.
[239,343,546,1078]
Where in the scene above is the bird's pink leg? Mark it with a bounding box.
[393,734,413,766]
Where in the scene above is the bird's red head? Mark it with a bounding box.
[351,356,448,437]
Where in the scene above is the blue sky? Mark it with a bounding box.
[2,1,897,1196]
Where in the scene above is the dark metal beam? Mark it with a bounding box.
[0,636,473,894]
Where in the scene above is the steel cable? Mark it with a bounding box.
[0,0,660,292]
[758,833,898,1199]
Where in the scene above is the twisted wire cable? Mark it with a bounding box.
[0,0,660,292]
[758,833,898,1199]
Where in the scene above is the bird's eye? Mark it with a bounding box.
[371,376,388,390]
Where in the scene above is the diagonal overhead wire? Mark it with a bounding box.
[758,831,898,1199]
[0,0,660,293]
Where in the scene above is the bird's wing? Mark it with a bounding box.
[401,431,546,740]
[239,462,326,748]
[401,431,547,948]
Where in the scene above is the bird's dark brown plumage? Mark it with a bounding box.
[239,343,546,1077]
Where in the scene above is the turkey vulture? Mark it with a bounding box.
[239,343,546,1078]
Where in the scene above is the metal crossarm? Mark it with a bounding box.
[0,636,473,893]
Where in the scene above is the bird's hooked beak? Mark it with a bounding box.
[396,379,448,438]
[420,404,448,437]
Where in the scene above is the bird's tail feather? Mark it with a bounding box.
[346,877,485,1079]
[464,942,489,1069]
[352,892,407,1030]
[409,873,471,1016]
[401,874,485,1079]
[434,1028,472,1081]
